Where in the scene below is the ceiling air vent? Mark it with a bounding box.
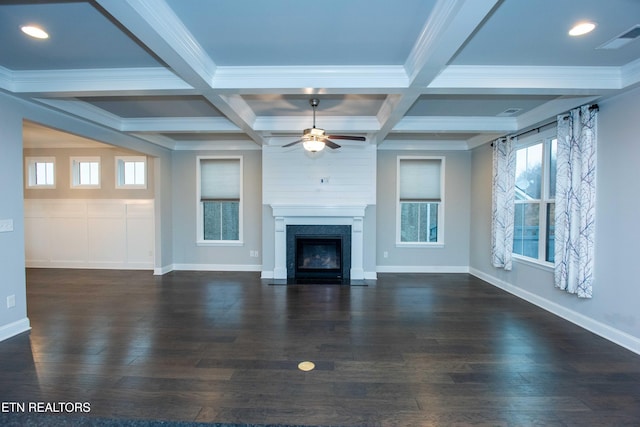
[497,108,522,117]
[597,25,640,50]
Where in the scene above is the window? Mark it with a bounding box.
[397,157,444,245]
[197,157,242,244]
[71,157,100,188]
[513,132,556,263]
[25,157,55,188]
[116,156,146,188]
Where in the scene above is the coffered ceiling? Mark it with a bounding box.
[3,0,640,151]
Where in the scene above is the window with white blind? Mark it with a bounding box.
[116,156,146,189]
[25,157,55,188]
[197,157,242,244]
[397,157,444,245]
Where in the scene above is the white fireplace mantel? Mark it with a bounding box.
[271,204,366,280]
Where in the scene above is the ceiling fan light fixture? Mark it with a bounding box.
[303,138,325,152]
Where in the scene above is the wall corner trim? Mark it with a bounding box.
[0,318,31,343]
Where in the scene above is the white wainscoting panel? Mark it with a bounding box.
[24,199,154,270]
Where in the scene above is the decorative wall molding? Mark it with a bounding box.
[24,199,155,271]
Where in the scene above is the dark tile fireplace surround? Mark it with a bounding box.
[286,224,352,283]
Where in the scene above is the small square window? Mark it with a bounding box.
[71,157,100,188]
[25,157,55,188]
[116,156,147,189]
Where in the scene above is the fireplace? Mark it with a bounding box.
[295,236,342,279]
[286,225,351,282]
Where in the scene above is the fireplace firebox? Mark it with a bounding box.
[295,236,342,279]
[286,225,351,282]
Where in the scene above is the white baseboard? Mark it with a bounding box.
[27,261,154,270]
[469,267,640,356]
[172,263,262,272]
[376,265,469,273]
[0,318,31,343]
[154,264,174,275]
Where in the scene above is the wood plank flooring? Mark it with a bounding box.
[1,269,639,426]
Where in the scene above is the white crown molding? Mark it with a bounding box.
[0,66,13,92]
[430,65,622,91]
[378,139,469,151]
[254,115,380,132]
[621,57,640,88]
[213,66,409,90]
[121,117,241,132]
[96,0,217,87]
[35,98,123,130]
[172,140,260,151]
[405,0,500,85]
[394,116,517,133]
[129,133,177,151]
[10,67,192,95]
[515,95,601,131]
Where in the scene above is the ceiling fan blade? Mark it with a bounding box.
[282,139,303,148]
[324,139,341,149]
[326,134,366,141]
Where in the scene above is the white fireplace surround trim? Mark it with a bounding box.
[271,204,366,280]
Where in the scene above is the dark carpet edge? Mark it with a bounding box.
[0,413,342,427]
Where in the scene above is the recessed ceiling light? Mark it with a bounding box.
[21,25,49,39]
[569,21,596,37]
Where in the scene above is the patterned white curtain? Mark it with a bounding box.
[491,137,516,270]
[554,105,597,298]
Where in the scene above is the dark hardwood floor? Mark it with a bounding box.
[1,269,639,426]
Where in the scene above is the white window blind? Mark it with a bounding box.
[200,158,240,201]
[399,158,441,201]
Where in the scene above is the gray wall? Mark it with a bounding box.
[0,94,28,337]
[172,150,262,268]
[469,86,640,348]
[376,149,471,270]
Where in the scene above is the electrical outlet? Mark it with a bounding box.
[249,250,259,258]
[0,219,14,233]
[383,251,388,258]
[7,295,15,308]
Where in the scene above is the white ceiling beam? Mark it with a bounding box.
[376,0,501,143]
[212,66,409,90]
[9,67,194,96]
[429,65,622,91]
[95,0,264,145]
[122,117,242,133]
[394,116,518,133]
[254,116,379,133]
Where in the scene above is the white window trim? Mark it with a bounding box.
[115,155,147,189]
[196,155,244,246]
[513,128,556,266]
[395,156,445,248]
[25,156,56,189]
[70,156,101,189]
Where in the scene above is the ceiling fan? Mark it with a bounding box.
[282,98,366,152]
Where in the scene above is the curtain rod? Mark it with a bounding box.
[491,103,599,146]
